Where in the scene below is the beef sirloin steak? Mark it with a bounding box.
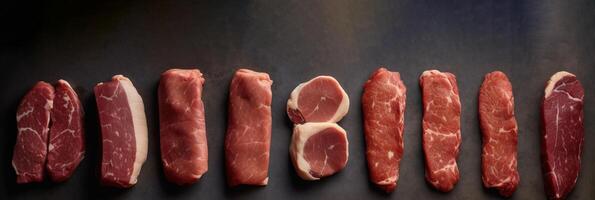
[287,76,349,124]
[478,71,519,197]
[541,71,584,200]
[225,69,273,186]
[95,75,148,188]
[419,70,461,192]
[12,81,54,183]
[362,68,407,192]
[290,122,348,180]
[47,80,85,182]
[159,69,208,185]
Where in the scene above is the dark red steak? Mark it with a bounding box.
[287,76,349,124]
[159,69,208,185]
[362,67,407,192]
[225,69,272,186]
[95,75,148,188]
[478,71,519,197]
[419,70,461,192]
[12,81,54,183]
[290,123,348,180]
[542,71,584,200]
[47,80,85,182]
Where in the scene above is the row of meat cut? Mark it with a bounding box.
[12,68,584,200]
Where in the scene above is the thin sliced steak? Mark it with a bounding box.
[290,122,348,180]
[362,68,406,192]
[159,69,208,185]
[542,71,584,200]
[287,76,349,124]
[47,80,85,182]
[419,70,461,192]
[95,75,148,188]
[12,81,54,183]
[478,71,519,197]
[225,69,272,186]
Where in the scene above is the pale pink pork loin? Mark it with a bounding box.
[290,123,348,180]
[159,69,208,185]
[225,69,273,187]
[287,76,349,124]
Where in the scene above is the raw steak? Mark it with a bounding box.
[419,70,461,192]
[290,122,348,180]
[287,76,349,124]
[159,69,208,185]
[362,68,407,192]
[541,71,584,200]
[95,75,148,188]
[225,69,272,187]
[47,80,85,182]
[12,81,54,183]
[478,71,519,197]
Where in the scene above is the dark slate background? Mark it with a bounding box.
[1,0,594,199]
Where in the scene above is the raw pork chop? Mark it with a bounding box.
[12,81,54,183]
[419,70,461,192]
[287,76,349,124]
[362,68,407,192]
[47,80,85,182]
[225,69,272,186]
[290,122,348,180]
[95,75,148,188]
[159,69,208,185]
[478,71,519,197]
[541,71,584,200]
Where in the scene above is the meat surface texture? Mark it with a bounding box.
[290,123,348,180]
[95,75,148,188]
[478,71,519,197]
[225,69,273,187]
[12,81,54,183]
[541,71,584,200]
[287,76,349,124]
[419,70,461,192]
[158,69,208,185]
[47,80,85,182]
[362,68,407,192]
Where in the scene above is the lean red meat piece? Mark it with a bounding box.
[478,71,519,197]
[419,70,461,192]
[541,71,584,200]
[225,69,272,187]
[362,68,406,192]
[290,123,348,180]
[159,69,208,185]
[47,80,85,182]
[95,75,148,188]
[12,81,54,183]
[287,76,349,124]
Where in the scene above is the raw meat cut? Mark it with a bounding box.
[95,75,148,188]
[541,71,584,200]
[419,70,461,192]
[362,68,407,192]
[225,69,272,187]
[158,69,208,185]
[290,122,348,180]
[287,76,349,124]
[12,81,54,183]
[47,80,85,182]
[478,71,519,197]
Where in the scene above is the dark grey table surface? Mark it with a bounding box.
[1,0,594,199]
